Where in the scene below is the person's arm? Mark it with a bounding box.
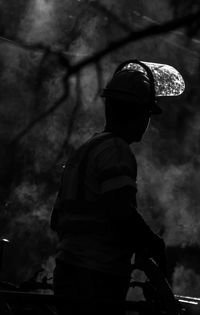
[95,137,166,272]
[100,185,166,274]
[101,185,154,240]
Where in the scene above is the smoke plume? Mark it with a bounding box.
[0,0,200,300]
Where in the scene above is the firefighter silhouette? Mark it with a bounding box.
[51,59,185,315]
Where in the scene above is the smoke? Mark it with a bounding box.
[173,265,200,296]
[137,153,200,246]
[19,0,57,46]
[0,0,200,299]
[134,106,200,248]
[1,180,57,283]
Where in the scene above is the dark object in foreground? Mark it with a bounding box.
[0,258,194,315]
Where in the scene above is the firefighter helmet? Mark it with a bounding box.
[101,59,185,115]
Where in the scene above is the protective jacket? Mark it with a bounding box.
[51,132,153,275]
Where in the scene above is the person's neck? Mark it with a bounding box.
[103,126,130,144]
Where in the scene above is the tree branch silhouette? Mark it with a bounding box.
[1,9,199,71]
[55,71,83,162]
[0,9,199,147]
[89,1,133,34]
[67,9,200,75]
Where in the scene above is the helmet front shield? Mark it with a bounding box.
[123,61,185,97]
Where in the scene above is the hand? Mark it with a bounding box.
[148,234,167,276]
[136,234,167,277]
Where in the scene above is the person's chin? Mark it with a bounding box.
[128,134,143,144]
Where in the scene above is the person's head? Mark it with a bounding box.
[104,96,151,143]
[101,60,162,143]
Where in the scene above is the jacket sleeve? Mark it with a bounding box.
[95,137,137,194]
[95,137,156,249]
[100,185,157,251]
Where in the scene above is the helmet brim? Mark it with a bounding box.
[101,90,162,115]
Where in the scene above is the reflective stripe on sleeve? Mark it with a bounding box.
[101,175,137,193]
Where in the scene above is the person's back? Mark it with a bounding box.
[51,131,139,275]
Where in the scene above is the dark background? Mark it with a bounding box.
[0,0,200,298]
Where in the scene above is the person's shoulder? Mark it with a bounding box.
[113,136,132,153]
[86,132,115,155]
[67,132,114,166]
[92,133,136,167]
[113,137,137,167]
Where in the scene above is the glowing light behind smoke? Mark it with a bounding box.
[123,61,185,97]
[20,0,57,45]
[176,295,200,302]
[173,266,200,297]
[178,299,198,305]
[2,238,10,243]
